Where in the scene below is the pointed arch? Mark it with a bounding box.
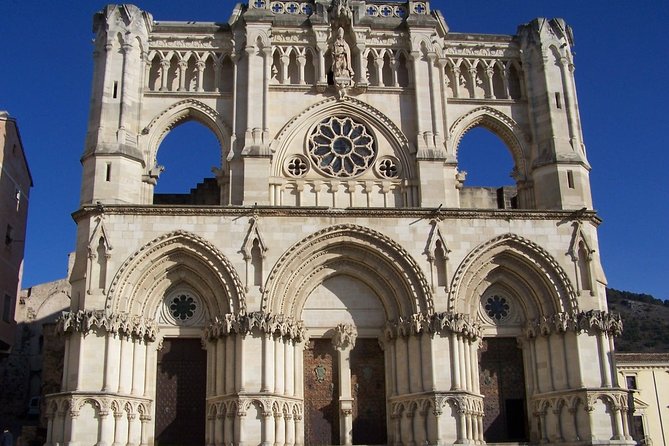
[271,96,415,178]
[449,106,530,181]
[142,99,232,167]
[449,233,577,319]
[262,224,433,320]
[106,230,245,318]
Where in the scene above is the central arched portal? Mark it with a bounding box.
[302,275,388,446]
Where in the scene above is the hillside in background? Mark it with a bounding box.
[607,288,669,352]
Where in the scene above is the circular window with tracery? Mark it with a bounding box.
[159,290,205,326]
[484,295,510,321]
[308,116,376,177]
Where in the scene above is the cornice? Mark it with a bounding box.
[73,204,602,225]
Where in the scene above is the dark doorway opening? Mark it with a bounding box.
[304,339,340,446]
[479,337,528,442]
[351,338,387,444]
[155,338,207,446]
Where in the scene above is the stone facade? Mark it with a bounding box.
[45,2,635,445]
[0,111,32,353]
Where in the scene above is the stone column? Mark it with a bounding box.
[131,339,146,396]
[294,415,304,446]
[177,59,187,91]
[215,413,224,446]
[159,59,170,91]
[262,411,274,446]
[332,324,357,446]
[284,414,294,446]
[196,60,205,92]
[297,54,306,85]
[97,411,113,446]
[274,411,285,446]
[139,415,150,446]
[484,67,495,99]
[45,413,54,446]
[103,334,121,392]
[112,412,125,446]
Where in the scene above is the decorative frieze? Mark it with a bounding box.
[57,310,158,342]
[384,312,482,341]
[524,310,623,338]
[203,311,307,342]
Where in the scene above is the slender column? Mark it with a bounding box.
[391,57,399,87]
[456,408,466,444]
[465,412,473,442]
[235,411,246,446]
[139,416,150,446]
[144,341,157,399]
[427,54,441,141]
[237,335,246,391]
[207,413,215,446]
[177,60,187,91]
[131,339,146,396]
[215,339,225,394]
[413,410,426,445]
[389,341,398,396]
[196,60,205,92]
[469,68,478,98]
[263,48,271,136]
[471,340,481,394]
[598,332,611,387]
[280,54,290,85]
[159,59,170,91]
[262,411,275,446]
[539,411,548,443]
[285,414,295,446]
[98,411,113,446]
[374,57,383,86]
[484,67,495,99]
[553,408,564,442]
[118,42,133,131]
[285,340,294,396]
[103,334,121,392]
[569,408,580,442]
[224,413,234,446]
[207,341,215,397]
[502,66,511,99]
[464,338,472,392]
[143,55,151,90]
[226,336,235,394]
[118,338,131,394]
[392,415,402,446]
[126,413,140,446]
[294,415,304,446]
[45,413,54,446]
[215,413,225,446]
[260,333,276,392]
[214,59,222,93]
[612,408,624,440]
[297,55,306,85]
[65,410,78,446]
[112,413,124,446]
[558,57,578,147]
[274,412,285,446]
[545,335,555,391]
[317,44,327,84]
[451,334,461,390]
[53,410,64,446]
[452,66,461,98]
[458,336,467,392]
[471,412,479,444]
[275,337,285,395]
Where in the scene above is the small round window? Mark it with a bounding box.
[308,116,376,177]
[159,290,205,326]
[484,295,510,321]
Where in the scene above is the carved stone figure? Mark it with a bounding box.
[331,27,353,79]
[333,0,352,21]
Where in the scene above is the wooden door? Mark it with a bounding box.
[155,338,207,446]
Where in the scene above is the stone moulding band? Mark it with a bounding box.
[57,310,158,342]
[203,311,307,342]
[384,312,482,341]
[523,309,623,338]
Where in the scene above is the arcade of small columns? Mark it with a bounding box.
[43,306,628,446]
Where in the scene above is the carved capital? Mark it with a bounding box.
[332,323,357,350]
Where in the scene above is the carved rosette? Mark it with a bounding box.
[331,323,357,350]
[384,312,482,341]
[523,310,623,338]
[203,311,307,342]
[57,310,158,342]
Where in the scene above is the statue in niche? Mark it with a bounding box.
[332,27,353,79]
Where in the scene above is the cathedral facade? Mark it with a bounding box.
[45,1,634,445]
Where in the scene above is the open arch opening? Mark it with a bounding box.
[153,120,221,205]
[457,126,518,209]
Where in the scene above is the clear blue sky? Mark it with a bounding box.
[1,1,668,300]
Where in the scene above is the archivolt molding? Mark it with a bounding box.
[524,310,623,338]
[384,312,481,341]
[142,98,231,164]
[106,230,246,317]
[202,311,307,342]
[448,106,530,180]
[271,96,415,178]
[57,310,158,342]
[449,233,578,316]
[262,224,433,318]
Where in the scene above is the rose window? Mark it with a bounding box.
[484,295,510,321]
[308,116,376,177]
[169,294,197,321]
